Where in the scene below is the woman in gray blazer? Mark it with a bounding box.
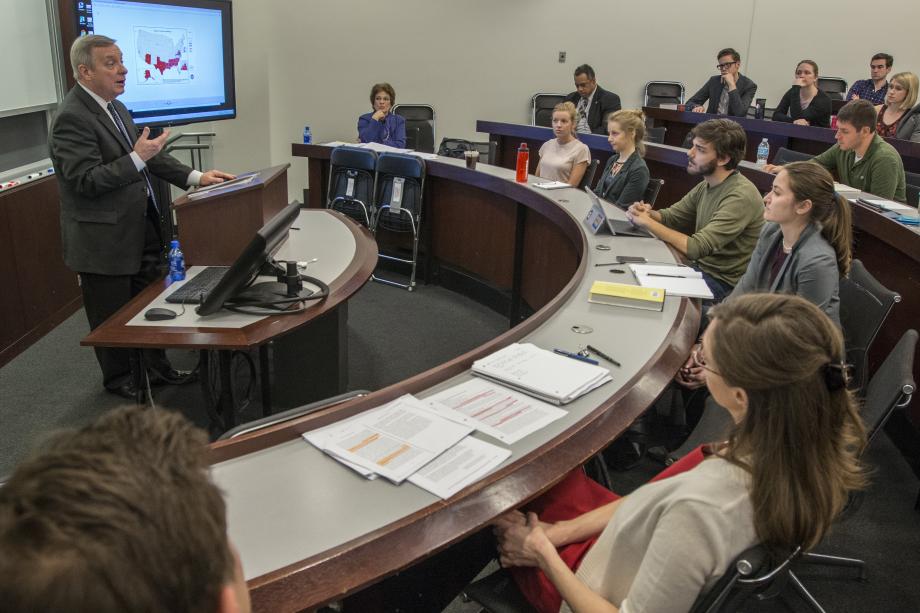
[594,109,650,208]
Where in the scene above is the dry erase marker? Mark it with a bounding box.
[553,348,599,365]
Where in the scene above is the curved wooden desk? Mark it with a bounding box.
[210,145,700,611]
[480,119,920,427]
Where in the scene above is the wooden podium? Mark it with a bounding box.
[172,164,290,266]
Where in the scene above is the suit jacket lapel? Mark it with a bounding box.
[73,86,133,155]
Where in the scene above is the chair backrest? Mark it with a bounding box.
[531,93,567,127]
[218,390,370,440]
[861,329,917,446]
[689,545,801,613]
[471,140,498,165]
[578,159,600,189]
[818,77,848,100]
[375,153,426,230]
[393,104,435,153]
[437,137,473,159]
[328,146,377,212]
[839,259,901,392]
[643,177,664,205]
[907,184,920,208]
[645,126,667,144]
[905,170,920,189]
[644,81,685,107]
[772,147,813,166]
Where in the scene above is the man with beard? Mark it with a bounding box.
[627,119,763,303]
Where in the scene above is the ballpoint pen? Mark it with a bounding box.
[586,344,621,367]
[553,348,599,365]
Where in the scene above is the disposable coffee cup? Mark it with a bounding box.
[464,150,479,170]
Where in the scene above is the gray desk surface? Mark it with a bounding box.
[211,154,695,583]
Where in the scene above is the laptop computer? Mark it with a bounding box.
[583,188,654,238]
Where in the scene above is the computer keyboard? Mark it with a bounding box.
[165,266,229,304]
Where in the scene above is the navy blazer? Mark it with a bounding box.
[565,85,622,134]
[687,74,758,117]
[595,151,650,208]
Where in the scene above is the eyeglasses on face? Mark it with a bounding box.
[717,61,738,70]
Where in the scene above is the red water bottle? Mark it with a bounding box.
[515,142,529,183]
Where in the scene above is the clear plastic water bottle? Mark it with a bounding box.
[756,138,770,166]
[303,126,312,144]
[168,239,185,281]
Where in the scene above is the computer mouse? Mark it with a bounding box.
[144,307,178,321]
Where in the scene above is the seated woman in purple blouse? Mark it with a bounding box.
[357,82,407,148]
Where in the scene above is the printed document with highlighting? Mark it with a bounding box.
[425,378,567,444]
[320,395,473,483]
[303,417,379,479]
[408,436,511,499]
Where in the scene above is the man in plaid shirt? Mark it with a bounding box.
[846,53,893,104]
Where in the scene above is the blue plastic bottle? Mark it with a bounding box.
[168,239,186,281]
[303,126,312,144]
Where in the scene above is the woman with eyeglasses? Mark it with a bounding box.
[772,60,832,127]
[536,101,591,186]
[357,82,406,148]
[594,110,650,209]
[493,293,866,613]
[874,72,920,142]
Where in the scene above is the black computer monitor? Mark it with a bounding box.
[196,201,302,316]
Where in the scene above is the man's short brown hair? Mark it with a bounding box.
[717,47,741,63]
[837,99,878,133]
[0,407,234,613]
[690,118,748,170]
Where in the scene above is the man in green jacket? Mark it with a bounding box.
[765,99,907,202]
[628,119,764,302]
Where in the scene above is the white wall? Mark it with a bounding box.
[206,0,920,201]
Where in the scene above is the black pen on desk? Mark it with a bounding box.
[645,272,685,278]
[553,348,599,365]
[587,344,621,367]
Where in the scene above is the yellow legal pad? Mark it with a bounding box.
[588,281,666,312]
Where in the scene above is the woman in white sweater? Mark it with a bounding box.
[494,294,866,613]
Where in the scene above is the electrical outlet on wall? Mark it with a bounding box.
[558,51,566,63]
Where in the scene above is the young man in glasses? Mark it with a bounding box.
[687,48,758,117]
[845,53,893,104]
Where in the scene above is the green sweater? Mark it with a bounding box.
[812,134,906,202]
[658,171,764,286]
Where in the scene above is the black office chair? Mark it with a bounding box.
[404,125,421,151]
[839,259,901,393]
[531,93,567,127]
[772,147,814,166]
[644,81,685,107]
[861,329,917,446]
[578,159,600,190]
[905,170,920,192]
[372,153,426,291]
[218,390,370,440]
[471,140,498,165]
[645,126,667,144]
[327,146,377,227]
[907,184,920,208]
[643,177,664,205]
[393,104,435,153]
[817,77,848,101]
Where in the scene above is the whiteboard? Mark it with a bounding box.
[1,0,58,113]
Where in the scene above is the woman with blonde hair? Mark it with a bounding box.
[494,293,866,613]
[536,101,591,186]
[594,109,650,209]
[874,71,920,142]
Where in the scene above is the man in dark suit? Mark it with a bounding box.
[50,35,234,399]
[565,64,622,135]
[687,48,758,117]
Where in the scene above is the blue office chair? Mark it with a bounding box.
[372,153,426,291]
[327,146,377,227]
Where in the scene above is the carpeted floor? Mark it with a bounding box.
[2,280,919,612]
